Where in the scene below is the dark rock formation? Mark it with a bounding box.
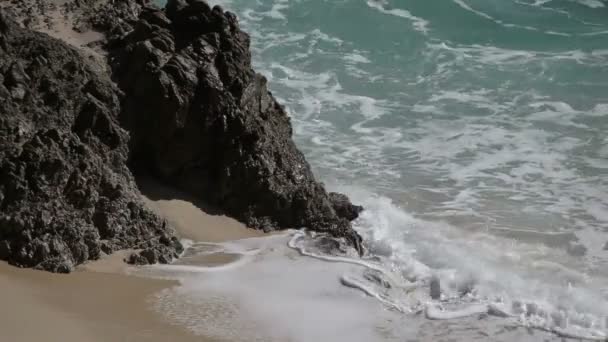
[75,0,150,42]
[106,0,363,250]
[0,10,182,272]
[0,0,363,273]
[329,192,363,221]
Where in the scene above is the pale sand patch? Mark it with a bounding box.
[42,8,104,48]
[138,177,264,242]
[1,0,105,47]
[1,0,109,74]
[76,249,134,273]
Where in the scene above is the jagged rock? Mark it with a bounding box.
[329,192,363,221]
[107,1,363,249]
[77,0,150,41]
[0,0,363,274]
[0,10,182,272]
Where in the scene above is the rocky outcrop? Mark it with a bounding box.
[107,0,363,250]
[329,193,363,221]
[0,0,363,273]
[75,0,150,42]
[0,10,182,272]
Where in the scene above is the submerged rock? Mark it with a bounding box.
[107,0,363,249]
[0,10,182,272]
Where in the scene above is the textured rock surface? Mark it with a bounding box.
[76,0,149,41]
[108,0,363,249]
[0,10,182,272]
[0,0,363,273]
[329,193,363,222]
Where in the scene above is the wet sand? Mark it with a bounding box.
[0,179,262,341]
[0,262,202,342]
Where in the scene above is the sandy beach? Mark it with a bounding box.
[0,177,262,341]
[0,262,201,342]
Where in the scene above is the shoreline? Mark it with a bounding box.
[0,1,266,340]
[0,177,263,341]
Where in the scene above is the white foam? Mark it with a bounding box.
[425,303,489,320]
[134,193,608,341]
[582,29,608,36]
[576,0,605,8]
[343,52,371,64]
[310,28,344,45]
[451,0,495,20]
[586,202,608,223]
[429,89,496,104]
[346,188,608,311]
[262,0,289,20]
[143,234,403,342]
[426,42,608,66]
[450,0,561,33]
[365,0,430,34]
[268,62,390,121]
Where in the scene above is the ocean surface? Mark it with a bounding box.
[150,0,608,340]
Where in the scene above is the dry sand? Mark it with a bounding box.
[0,179,262,341]
[138,177,263,243]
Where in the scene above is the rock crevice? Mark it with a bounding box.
[110,1,362,249]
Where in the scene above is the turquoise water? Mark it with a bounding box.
[155,0,608,340]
